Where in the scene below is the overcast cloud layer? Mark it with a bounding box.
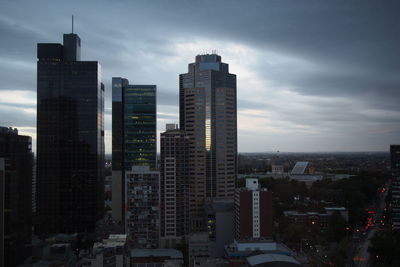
[0,0,399,153]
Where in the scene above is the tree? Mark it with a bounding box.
[369,230,400,265]
[282,224,308,243]
[326,211,347,242]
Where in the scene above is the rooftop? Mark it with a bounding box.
[291,161,309,174]
[93,234,127,251]
[247,253,301,266]
[129,249,183,258]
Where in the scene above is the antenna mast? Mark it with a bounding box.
[72,15,74,33]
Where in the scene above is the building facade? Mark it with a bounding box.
[92,234,127,267]
[235,179,273,240]
[112,78,157,226]
[128,249,183,267]
[390,145,400,230]
[125,166,160,248]
[179,54,237,231]
[160,124,190,247]
[0,127,33,266]
[188,232,211,267]
[206,198,235,257]
[36,33,105,234]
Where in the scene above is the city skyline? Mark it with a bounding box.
[1,0,400,153]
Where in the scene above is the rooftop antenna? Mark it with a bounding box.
[72,15,74,33]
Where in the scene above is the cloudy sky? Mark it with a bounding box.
[0,0,399,153]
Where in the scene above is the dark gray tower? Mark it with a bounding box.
[36,33,104,234]
[179,54,237,231]
[0,127,33,266]
[391,145,400,230]
[63,33,81,61]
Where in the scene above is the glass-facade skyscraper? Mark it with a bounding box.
[112,77,157,226]
[36,33,105,234]
[123,85,157,169]
[0,127,33,266]
[179,54,237,231]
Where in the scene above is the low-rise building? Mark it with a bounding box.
[31,234,78,266]
[224,239,294,265]
[283,211,330,228]
[91,234,127,267]
[246,253,301,267]
[283,207,348,228]
[128,249,183,267]
[271,165,286,178]
[188,232,210,267]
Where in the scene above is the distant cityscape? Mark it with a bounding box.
[0,28,398,267]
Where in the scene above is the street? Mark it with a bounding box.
[352,183,388,267]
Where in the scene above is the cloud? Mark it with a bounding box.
[0,0,399,152]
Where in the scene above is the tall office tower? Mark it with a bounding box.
[125,166,160,248]
[36,33,105,234]
[0,127,33,266]
[235,179,273,240]
[0,158,3,267]
[390,145,400,230]
[160,124,190,247]
[112,77,157,226]
[179,54,237,231]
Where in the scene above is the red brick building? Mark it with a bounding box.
[235,179,273,239]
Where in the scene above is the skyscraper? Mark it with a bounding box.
[160,124,190,247]
[0,127,33,266]
[390,145,400,230]
[36,33,105,234]
[112,77,157,226]
[179,54,237,231]
[0,158,3,267]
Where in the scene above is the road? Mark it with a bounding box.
[352,184,388,267]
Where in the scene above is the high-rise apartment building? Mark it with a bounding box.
[125,166,160,248]
[112,77,157,225]
[179,54,237,231]
[160,124,190,247]
[235,179,273,240]
[36,33,105,234]
[390,145,400,230]
[0,127,33,266]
